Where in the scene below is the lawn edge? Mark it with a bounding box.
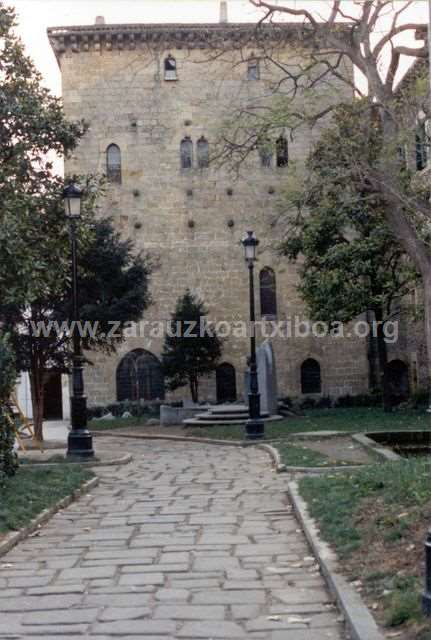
[0,476,99,559]
[287,479,386,640]
[22,452,133,468]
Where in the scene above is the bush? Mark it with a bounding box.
[87,400,161,421]
[334,393,382,408]
[315,396,333,409]
[0,334,18,481]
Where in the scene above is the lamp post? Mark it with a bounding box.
[242,231,265,440]
[63,182,94,458]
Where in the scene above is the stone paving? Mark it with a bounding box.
[0,438,346,639]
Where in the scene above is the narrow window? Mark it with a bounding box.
[247,59,260,81]
[259,140,273,168]
[260,267,277,318]
[197,136,209,169]
[106,144,121,184]
[301,359,321,394]
[164,55,177,81]
[276,136,289,167]
[180,137,193,169]
[416,123,428,171]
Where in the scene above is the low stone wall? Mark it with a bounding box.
[160,405,203,426]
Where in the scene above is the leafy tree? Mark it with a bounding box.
[221,1,431,389]
[0,334,18,480]
[162,291,222,403]
[0,3,86,310]
[282,104,418,410]
[0,215,152,442]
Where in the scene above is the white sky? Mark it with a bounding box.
[9,1,429,97]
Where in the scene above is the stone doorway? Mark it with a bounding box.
[216,363,237,404]
[43,371,63,420]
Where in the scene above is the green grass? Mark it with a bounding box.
[0,465,94,533]
[299,459,431,632]
[276,442,351,467]
[90,416,155,430]
[188,407,431,440]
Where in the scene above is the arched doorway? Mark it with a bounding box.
[216,363,237,404]
[387,359,410,405]
[116,350,165,402]
[301,358,321,394]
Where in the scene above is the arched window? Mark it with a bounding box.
[116,349,165,402]
[247,58,260,81]
[276,136,289,167]
[197,136,209,168]
[301,359,321,394]
[260,267,277,318]
[106,144,122,184]
[180,137,193,169]
[164,55,177,81]
[416,122,428,171]
[259,140,273,168]
[216,363,237,404]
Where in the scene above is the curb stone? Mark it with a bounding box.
[287,480,386,640]
[23,452,133,469]
[0,476,99,559]
[94,432,366,473]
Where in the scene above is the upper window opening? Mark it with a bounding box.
[276,136,289,167]
[164,55,177,81]
[180,137,193,169]
[197,136,209,169]
[260,267,277,318]
[259,139,273,168]
[416,122,428,171]
[247,58,260,81]
[106,144,121,184]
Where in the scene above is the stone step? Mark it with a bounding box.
[183,414,284,426]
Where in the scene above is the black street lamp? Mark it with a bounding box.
[63,182,94,459]
[242,231,265,440]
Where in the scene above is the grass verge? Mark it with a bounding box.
[0,465,94,534]
[276,442,352,467]
[90,416,154,430]
[188,408,431,440]
[299,459,431,639]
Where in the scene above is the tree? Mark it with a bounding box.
[0,3,86,310]
[282,103,418,410]
[0,333,18,480]
[162,291,222,403]
[220,1,431,390]
[1,215,152,441]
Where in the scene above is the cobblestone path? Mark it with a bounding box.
[0,439,345,639]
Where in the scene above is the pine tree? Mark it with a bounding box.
[162,291,222,403]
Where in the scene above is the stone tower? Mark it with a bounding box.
[48,18,370,406]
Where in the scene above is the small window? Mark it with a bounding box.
[260,267,277,318]
[276,136,289,167]
[247,59,260,81]
[180,137,193,169]
[301,359,321,394]
[106,144,121,184]
[164,55,177,81]
[197,136,209,169]
[416,123,428,171]
[259,140,273,168]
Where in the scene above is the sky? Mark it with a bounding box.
[9,0,429,97]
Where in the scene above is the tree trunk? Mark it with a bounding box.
[190,376,199,404]
[374,309,392,413]
[29,358,45,443]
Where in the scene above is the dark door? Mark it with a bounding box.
[216,363,237,404]
[43,371,63,420]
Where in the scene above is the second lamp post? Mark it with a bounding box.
[63,182,94,459]
[242,231,265,440]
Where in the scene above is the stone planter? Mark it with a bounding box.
[160,405,203,426]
